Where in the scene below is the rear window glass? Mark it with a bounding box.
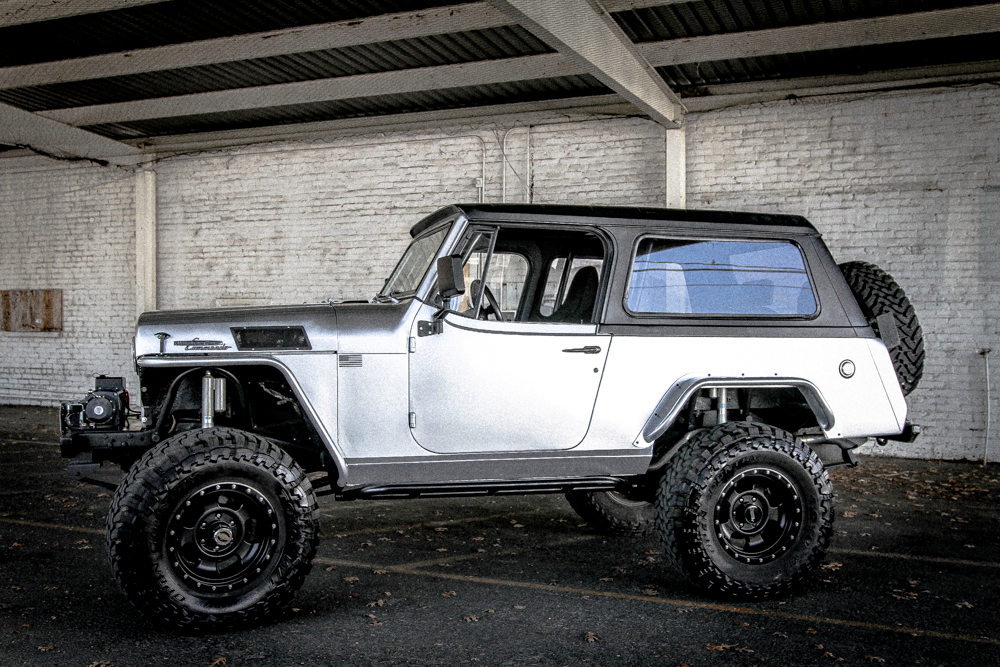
[627,238,816,316]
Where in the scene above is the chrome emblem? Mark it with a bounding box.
[173,338,231,351]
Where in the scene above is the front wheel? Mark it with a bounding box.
[107,428,319,630]
[656,423,833,599]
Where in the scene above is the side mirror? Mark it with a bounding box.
[437,255,465,299]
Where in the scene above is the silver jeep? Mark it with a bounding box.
[60,203,923,629]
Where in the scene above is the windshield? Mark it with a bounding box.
[379,224,451,297]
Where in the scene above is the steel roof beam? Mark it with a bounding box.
[0,0,170,28]
[39,53,580,126]
[0,0,680,90]
[488,0,681,127]
[0,101,142,163]
[0,3,511,89]
[641,3,1000,68]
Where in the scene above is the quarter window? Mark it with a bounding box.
[627,239,816,316]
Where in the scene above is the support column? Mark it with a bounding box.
[666,126,686,209]
[135,169,157,318]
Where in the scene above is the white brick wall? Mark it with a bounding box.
[686,84,1000,461]
[3,85,997,461]
[0,161,139,402]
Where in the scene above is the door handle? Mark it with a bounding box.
[562,346,601,354]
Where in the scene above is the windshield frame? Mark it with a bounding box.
[378,221,453,299]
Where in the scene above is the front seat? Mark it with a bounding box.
[549,266,599,324]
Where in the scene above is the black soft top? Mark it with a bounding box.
[410,204,817,237]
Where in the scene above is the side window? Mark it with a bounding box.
[627,238,816,316]
[540,257,605,317]
[447,231,528,319]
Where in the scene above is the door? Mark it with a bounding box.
[408,225,611,454]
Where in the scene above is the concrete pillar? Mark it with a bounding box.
[135,169,156,318]
[666,126,686,208]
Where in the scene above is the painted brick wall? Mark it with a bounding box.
[686,84,1000,461]
[0,162,139,403]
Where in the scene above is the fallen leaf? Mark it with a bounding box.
[513,524,524,528]
[773,632,788,638]
[706,644,737,651]
[514,605,526,610]
[820,562,843,571]
[362,613,376,619]
[436,548,448,552]
[842,511,856,518]
[865,657,886,663]
[584,632,600,642]
[325,565,337,571]
[342,576,359,583]
[956,601,974,608]
[97,493,112,498]
[470,537,484,541]
[38,646,54,652]
[464,615,481,622]
[373,570,389,575]
[442,591,456,597]
[366,600,385,607]
[735,647,755,653]
[435,527,448,532]
[87,661,113,667]
[210,659,226,667]
[369,620,383,626]
[805,629,819,635]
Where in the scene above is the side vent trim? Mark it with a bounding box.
[231,326,310,351]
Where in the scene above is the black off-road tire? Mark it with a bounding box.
[656,423,833,600]
[839,260,924,395]
[107,427,320,631]
[566,489,656,536]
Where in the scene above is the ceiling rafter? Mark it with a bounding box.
[0,0,170,28]
[488,0,681,127]
[0,101,141,163]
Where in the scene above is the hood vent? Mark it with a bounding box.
[231,326,310,351]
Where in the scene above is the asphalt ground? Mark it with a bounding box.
[0,405,998,667]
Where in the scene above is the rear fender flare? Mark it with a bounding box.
[640,376,835,445]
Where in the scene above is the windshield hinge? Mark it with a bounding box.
[417,320,443,337]
[409,412,417,428]
[408,337,416,352]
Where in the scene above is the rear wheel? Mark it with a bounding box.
[566,488,656,536]
[656,423,833,599]
[107,427,319,630]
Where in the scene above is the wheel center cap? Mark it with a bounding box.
[745,506,761,524]
[213,526,234,546]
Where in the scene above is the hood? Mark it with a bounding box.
[134,299,417,358]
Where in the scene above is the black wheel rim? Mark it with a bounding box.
[713,467,801,564]
[165,481,281,595]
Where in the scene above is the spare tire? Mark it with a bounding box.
[839,261,924,395]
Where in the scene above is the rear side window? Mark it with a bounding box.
[627,238,817,316]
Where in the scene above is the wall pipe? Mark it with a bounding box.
[979,348,992,465]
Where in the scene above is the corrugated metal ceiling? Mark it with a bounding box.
[1,0,997,144]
